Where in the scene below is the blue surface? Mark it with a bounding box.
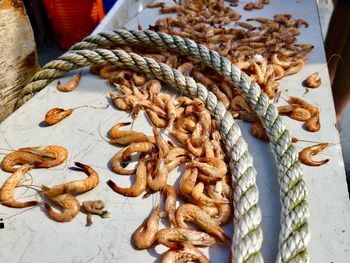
[103,0,117,13]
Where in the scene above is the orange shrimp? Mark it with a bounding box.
[1,145,68,173]
[305,72,321,88]
[147,154,168,191]
[175,203,230,243]
[121,142,156,160]
[162,184,177,226]
[166,95,177,129]
[251,120,269,141]
[191,182,229,207]
[305,114,321,132]
[160,244,210,263]
[111,148,135,175]
[155,228,216,248]
[42,162,99,196]
[299,143,330,166]
[43,186,80,223]
[290,108,311,121]
[45,108,74,126]
[191,157,227,179]
[0,164,38,208]
[145,110,168,128]
[153,127,171,156]
[109,122,155,145]
[107,157,147,197]
[133,205,160,249]
[56,70,82,92]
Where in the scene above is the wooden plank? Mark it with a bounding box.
[0,0,40,122]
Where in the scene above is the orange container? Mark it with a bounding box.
[43,0,105,49]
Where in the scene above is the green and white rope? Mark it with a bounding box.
[16,48,264,262]
[67,30,310,263]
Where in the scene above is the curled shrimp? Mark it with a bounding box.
[163,184,177,226]
[284,59,304,76]
[167,156,189,172]
[147,154,168,191]
[191,182,229,207]
[156,228,216,248]
[1,145,68,173]
[305,72,321,88]
[175,116,196,133]
[179,167,198,196]
[305,114,320,132]
[133,205,160,249]
[43,186,80,223]
[107,157,147,197]
[121,142,156,160]
[146,110,168,128]
[56,70,82,92]
[170,129,189,145]
[290,108,311,121]
[160,244,210,263]
[165,148,187,165]
[111,148,135,175]
[45,107,74,126]
[288,96,319,115]
[299,143,330,166]
[166,95,176,129]
[109,122,154,145]
[109,92,130,110]
[251,120,269,141]
[153,127,171,156]
[175,203,230,243]
[0,164,38,208]
[186,138,204,157]
[191,157,227,179]
[42,162,99,196]
[277,104,300,114]
[177,62,193,76]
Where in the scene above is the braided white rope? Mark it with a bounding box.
[66,30,310,263]
[16,49,264,262]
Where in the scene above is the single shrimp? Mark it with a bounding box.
[45,108,74,126]
[147,154,168,191]
[191,123,204,147]
[211,140,225,160]
[146,110,168,128]
[109,92,130,110]
[153,128,171,156]
[109,122,155,145]
[162,185,177,226]
[284,59,304,76]
[177,62,193,76]
[43,186,80,223]
[175,116,196,133]
[167,156,189,172]
[251,120,269,141]
[131,84,149,100]
[1,145,68,173]
[107,157,147,197]
[177,97,193,107]
[133,205,160,249]
[132,72,147,86]
[42,162,99,196]
[305,72,321,88]
[166,95,177,129]
[121,142,156,160]
[166,55,178,68]
[144,80,162,101]
[160,244,210,263]
[299,143,330,166]
[204,141,215,159]
[277,104,300,114]
[288,96,320,115]
[290,108,311,122]
[147,2,165,8]
[56,70,82,92]
[186,138,204,157]
[156,228,216,248]
[305,114,321,132]
[170,129,189,145]
[175,204,230,243]
[211,85,230,109]
[164,148,187,164]
[191,182,229,207]
[0,164,38,208]
[191,157,227,179]
[111,148,135,175]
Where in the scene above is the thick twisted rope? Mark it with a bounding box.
[16,49,264,262]
[66,30,311,262]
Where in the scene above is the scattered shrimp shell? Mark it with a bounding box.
[299,143,330,166]
[82,200,110,218]
[56,70,82,92]
[289,108,312,122]
[305,72,321,88]
[45,108,74,126]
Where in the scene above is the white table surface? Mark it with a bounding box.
[0,0,349,262]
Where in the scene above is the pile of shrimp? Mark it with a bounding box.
[97,68,233,261]
[0,146,109,224]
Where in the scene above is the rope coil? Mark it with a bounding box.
[16,29,310,263]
